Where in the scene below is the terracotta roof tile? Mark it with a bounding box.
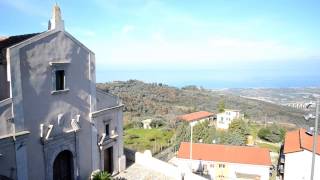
[177,142,272,166]
[284,128,320,155]
[178,111,214,122]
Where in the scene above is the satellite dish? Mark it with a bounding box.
[306,127,315,136]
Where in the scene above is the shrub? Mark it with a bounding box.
[92,171,112,180]
[150,119,166,128]
[258,124,286,143]
[222,131,247,146]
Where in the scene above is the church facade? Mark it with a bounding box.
[0,5,125,180]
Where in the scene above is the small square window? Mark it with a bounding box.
[55,70,65,91]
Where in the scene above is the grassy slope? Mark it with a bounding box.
[124,128,174,153]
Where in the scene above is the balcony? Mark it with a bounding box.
[0,98,13,137]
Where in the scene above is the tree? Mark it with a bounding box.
[175,120,216,147]
[229,119,249,136]
[192,120,216,143]
[258,123,286,143]
[222,131,247,145]
[218,99,225,113]
[175,122,191,148]
[219,119,249,146]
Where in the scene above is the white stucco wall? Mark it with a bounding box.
[216,110,240,129]
[174,158,270,180]
[135,151,206,180]
[189,118,209,127]
[284,150,320,180]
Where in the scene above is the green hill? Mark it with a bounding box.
[97,80,308,128]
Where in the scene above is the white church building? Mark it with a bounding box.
[0,5,125,180]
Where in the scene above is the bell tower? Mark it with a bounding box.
[48,4,65,31]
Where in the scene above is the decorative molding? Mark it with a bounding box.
[49,61,70,66]
[91,105,123,118]
[43,132,78,180]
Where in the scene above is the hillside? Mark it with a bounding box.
[97,80,309,128]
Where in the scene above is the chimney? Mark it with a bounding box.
[48,4,64,31]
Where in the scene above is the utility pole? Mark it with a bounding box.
[310,98,319,180]
[189,124,193,171]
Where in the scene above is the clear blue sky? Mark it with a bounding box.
[1,0,320,88]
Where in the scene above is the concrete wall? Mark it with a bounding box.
[135,151,206,180]
[92,105,125,174]
[0,137,17,180]
[0,64,10,101]
[0,99,13,137]
[9,30,95,180]
[96,89,119,109]
[190,117,209,127]
[284,150,320,180]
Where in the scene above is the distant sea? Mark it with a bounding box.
[96,58,320,88]
[96,69,320,89]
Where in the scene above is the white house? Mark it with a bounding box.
[216,109,242,129]
[178,111,214,127]
[279,128,320,180]
[174,142,272,180]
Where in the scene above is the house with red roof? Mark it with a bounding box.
[173,142,272,180]
[279,128,320,180]
[177,111,214,126]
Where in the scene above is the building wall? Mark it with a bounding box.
[135,151,206,180]
[175,158,270,180]
[93,106,125,174]
[189,117,210,127]
[0,64,10,101]
[96,90,119,109]
[0,99,13,136]
[284,150,320,180]
[0,137,17,180]
[9,31,96,180]
[216,110,240,129]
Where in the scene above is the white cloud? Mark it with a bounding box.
[121,25,135,34]
[88,35,318,70]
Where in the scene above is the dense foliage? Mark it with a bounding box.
[97,80,306,127]
[175,120,216,148]
[217,119,249,145]
[258,123,286,143]
[218,99,225,113]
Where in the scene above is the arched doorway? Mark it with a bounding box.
[53,150,74,180]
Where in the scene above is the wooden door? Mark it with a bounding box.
[104,147,113,173]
